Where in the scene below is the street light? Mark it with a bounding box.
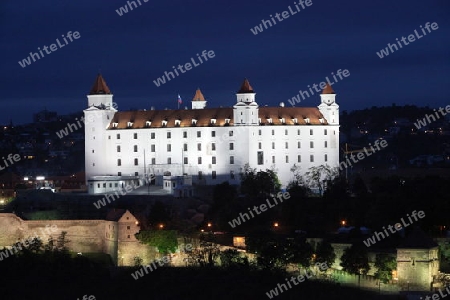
[273,222,279,228]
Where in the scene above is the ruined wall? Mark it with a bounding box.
[397,247,439,291]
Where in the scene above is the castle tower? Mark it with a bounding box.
[84,74,118,184]
[233,79,259,125]
[191,88,207,109]
[318,83,339,125]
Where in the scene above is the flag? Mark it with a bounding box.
[177,94,182,104]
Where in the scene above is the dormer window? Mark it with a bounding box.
[319,118,325,124]
[279,117,285,124]
[175,119,181,127]
[210,119,216,125]
[225,118,230,124]
[267,118,273,124]
[127,122,133,128]
[258,118,262,124]
[162,120,168,127]
[292,118,298,124]
[192,119,197,126]
[112,122,118,128]
[304,118,310,124]
[145,121,151,127]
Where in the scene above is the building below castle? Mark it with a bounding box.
[84,75,340,193]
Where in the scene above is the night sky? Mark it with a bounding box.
[1,0,449,124]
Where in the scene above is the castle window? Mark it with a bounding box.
[183,144,188,151]
[230,156,234,164]
[197,131,201,138]
[257,151,264,165]
[211,119,216,125]
[285,129,288,135]
[297,129,300,135]
[127,122,133,128]
[211,143,216,151]
[197,143,201,151]
[184,157,188,164]
[167,144,171,152]
[167,132,171,139]
[272,156,275,163]
[198,157,202,164]
[258,129,261,135]
[310,141,314,148]
[117,145,121,152]
[117,134,120,139]
[151,158,155,165]
[298,141,301,148]
[167,157,171,164]
[211,131,216,137]
[285,142,288,149]
[310,155,314,162]
[324,129,328,135]
[151,132,155,139]
[298,155,301,162]
[183,131,187,138]
[134,133,138,139]
[258,142,261,149]
[310,129,313,135]
[229,143,234,150]
[127,226,130,230]
[324,154,328,162]
[117,159,121,166]
[212,171,216,179]
[127,235,130,238]
[146,121,151,127]
[225,118,230,125]
[135,172,138,176]
[324,141,328,148]
[192,119,197,126]
[286,156,289,163]
[230,170,235,179]
[118,172,121,176]
[175,120,181,126]
[229,131,233,137]
[134,145,138,152]
[134,158,138,165]
[272,130,274,135]
[151,144,155,152]
[212,156,216,164]
[272,142,275,149]
[162,120,168,127]
[198,171,203,179]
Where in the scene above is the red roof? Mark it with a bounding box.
[192,89,206,101]
[237,79,254,93]
[108,106,327,129]
[322,83,335,94]
[89,74,111,95]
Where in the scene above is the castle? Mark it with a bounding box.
[83,75,340,193]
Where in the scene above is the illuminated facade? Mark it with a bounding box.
[84,75,340,194]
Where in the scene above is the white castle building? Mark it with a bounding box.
[84,75,340,194]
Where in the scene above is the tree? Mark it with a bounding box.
[185,233,220,267]
[305,165,338,196]
[147,201,171,227]
[135,230,178,255]
[240,164,281,197]
[315,241,336,270]
[374,253,396,283]
[219,249,249,269]
[340,244,370,275]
